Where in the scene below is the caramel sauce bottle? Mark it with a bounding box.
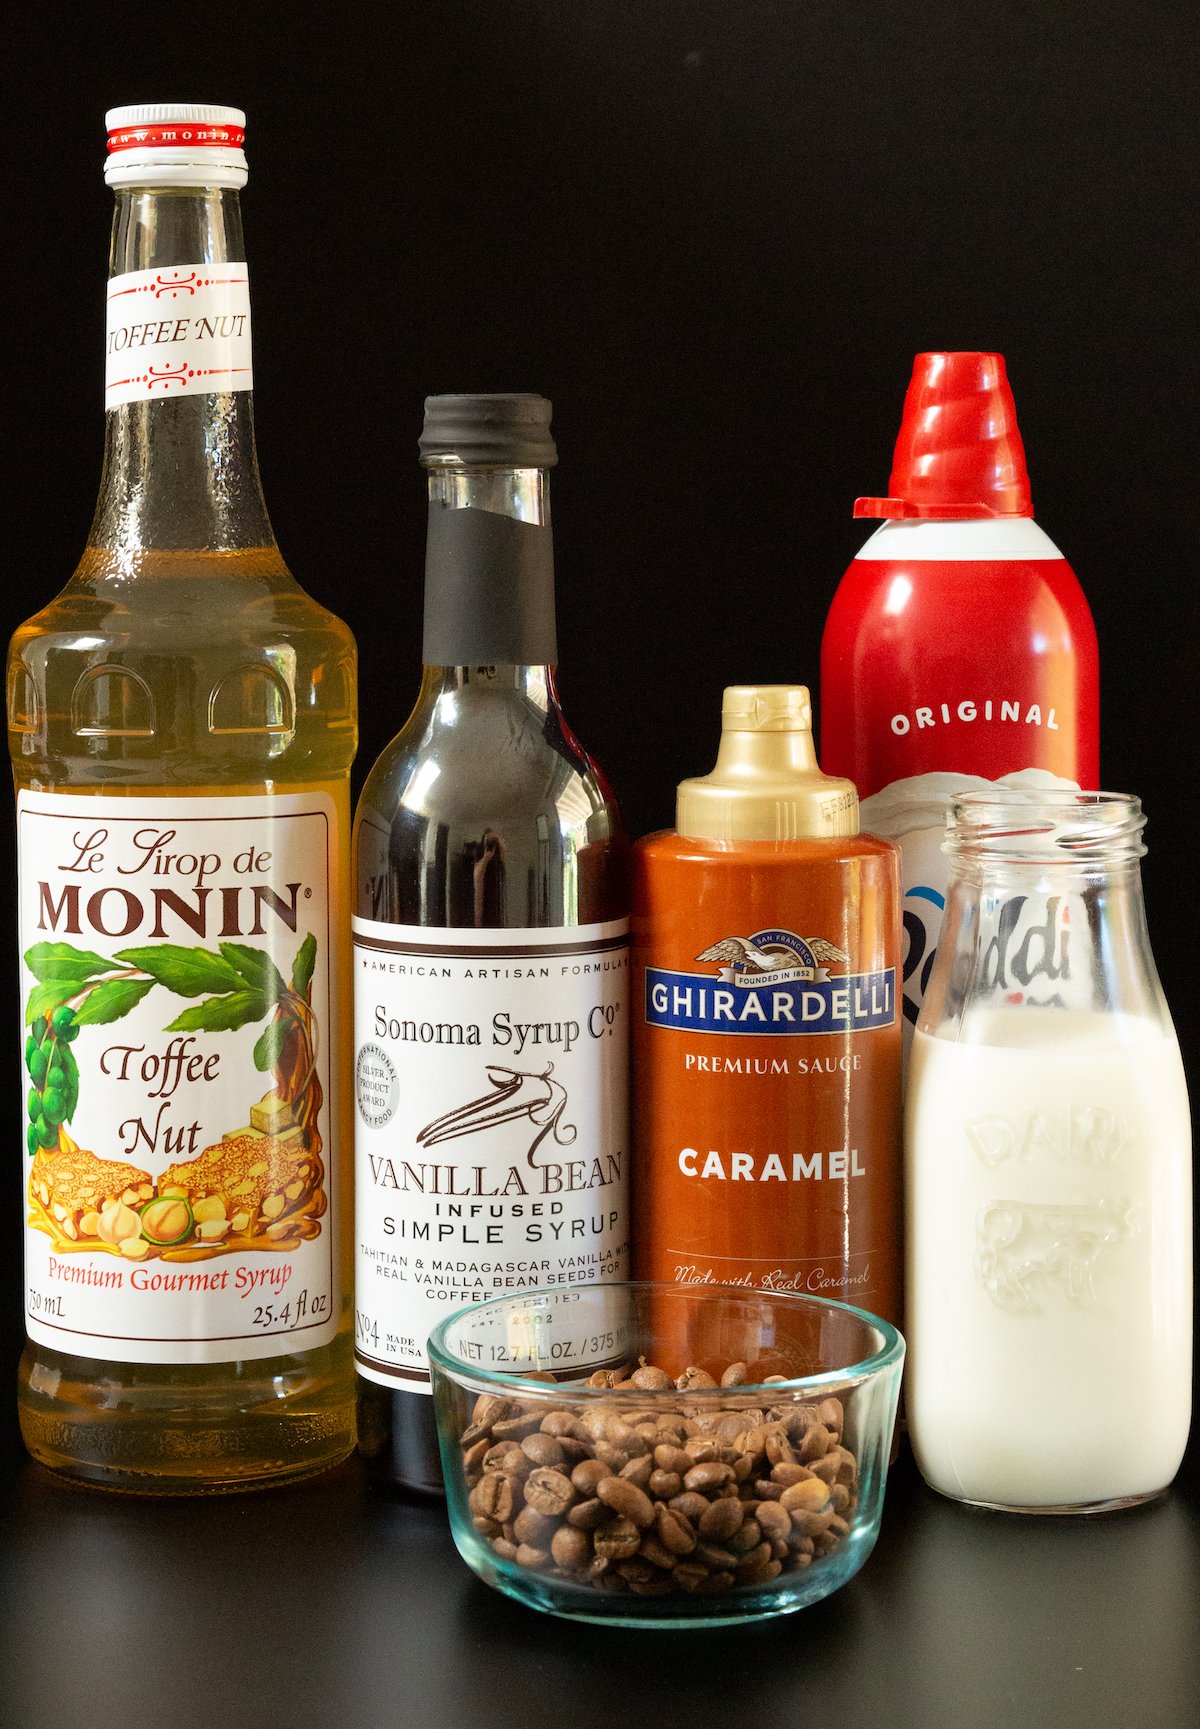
[632,687,902,1331]
[8,106,356,1492]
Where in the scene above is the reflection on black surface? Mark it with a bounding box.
[1,1446,1197,1729]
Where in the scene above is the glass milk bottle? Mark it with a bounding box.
[905,790,1191,1512]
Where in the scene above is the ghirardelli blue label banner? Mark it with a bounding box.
[645,967,896,1036]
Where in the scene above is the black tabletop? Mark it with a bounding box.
[2,1422,1197,1729]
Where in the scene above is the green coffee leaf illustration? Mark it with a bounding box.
[114,944,243,997]
[25,978,85,1025]
[21,936,321,1167]
[219,942,287,1001]
[166,989,267,1034]
[59,1045,80,1123]
[72,978,156,1026]
[24,942,112,985]
[253,1018,289,1074]
[292,933,317,1000]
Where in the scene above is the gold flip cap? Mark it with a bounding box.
[676,685,860,842]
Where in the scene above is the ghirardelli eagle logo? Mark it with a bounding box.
[696,929,851,988]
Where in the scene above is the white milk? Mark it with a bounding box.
[906,1012,1192,1508]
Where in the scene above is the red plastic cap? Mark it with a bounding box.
[854,351,1034,520]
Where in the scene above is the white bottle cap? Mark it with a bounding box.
[104,104,248,189]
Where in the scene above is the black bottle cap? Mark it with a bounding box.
[418,393,558,468]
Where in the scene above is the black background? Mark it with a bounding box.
[1,5,1197,1722]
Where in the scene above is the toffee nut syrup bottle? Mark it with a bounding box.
[353,394,630,1494]
[9,107,358,1491]
[632,687,902,1331]
[820,352,1099,1048]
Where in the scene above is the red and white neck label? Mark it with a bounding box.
[105,264,253,408]
[107,121,246,154]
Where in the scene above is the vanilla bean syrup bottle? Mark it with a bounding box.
[353,394,629,1493]
[9,106,358,1492]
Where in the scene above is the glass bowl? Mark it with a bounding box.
[428,1280,904,1627]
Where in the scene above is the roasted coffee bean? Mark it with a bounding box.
[720,1361,749,1387]
[593,1516,642,1561]
[638,1533,680,1571]
[818,1397,845,1437]
[732,1455,755,1483]
[472,1393,513,1429]
[676,1366,719,1390]
[551,1525,592,1570]
[764,1429,796,1466]
[620,1454,654,1490]
[684,1461,735,1493]
[695,1541,739,1571]
[694,1569,736,1594]
[756,1500,792,1540]
[491,1537,519,1562]
[716,1412,749,1445]
[683,1437,721,1463]
[571,1457,613,1495]
[672,1560,710,1593]
[463,1437,490,1481]
[648,1468,683,1499]
[521,1431,566,1469]
[594,1440,632,1471]
[468,1473,517,1523]
[726,1518,763,1555]
[628,1573,676,1597]
[771,1460,814,1487]
[490,1412,544,1442]
[596,1475,656,1528]
[472,1515,503,1540]
[652,1442,691,1474]
[698,1496,744,1540]
[516,1543,551,1569]
[830,1483,852,1514]
[604,1415,642,1450]
[567,1497,610,1530]
[733,1539,772,1572]
[780,1477,833,1515]
[654,1503,698,1555]
[540,1410,584,1438]
[754,1479,785,1500]
[631,1363,674,1391]
[737,1555,783,1585]
[524,1467,577,1517]
[484,1441,532,1478]
[669,1491,712,1523]
[513,1505,559,1545]
[798,1423,832,1463]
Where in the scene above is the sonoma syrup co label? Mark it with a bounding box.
[352,918,630,1392]
[17,791,337,1365]
[105,263,253,408]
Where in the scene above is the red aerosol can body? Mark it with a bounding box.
[820,353,1099,1044]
